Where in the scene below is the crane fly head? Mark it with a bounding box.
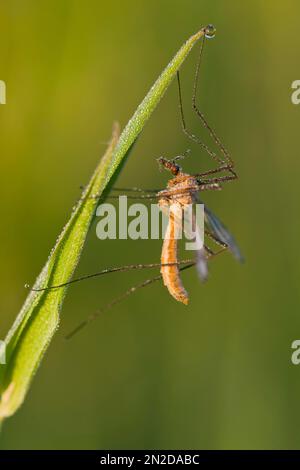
[157,157,181,176]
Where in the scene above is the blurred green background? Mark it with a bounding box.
[1,0,300,450]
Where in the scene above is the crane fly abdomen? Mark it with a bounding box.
[158,171,199,304]
[160,204,189,305]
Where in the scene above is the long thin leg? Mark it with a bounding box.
[76,189,159,205]
[65,263,195,339]
[108,184,224,200]
[198,182,222,191]
[194,164,237,183]
[98,194,158,200]
[203,242,227,257]
[30,229,227,293]
[91,183,225,204]
[205,229,228,250]
[177,70,223,166]
[192,40,233,166]
[177,70,237,183]
[65,240,229,340]
[29,259,195,291]
[199,173,237,185]
[195,165,233,178]
[177,36,237,182]
[65,273,164,339]
[112,187,160,194]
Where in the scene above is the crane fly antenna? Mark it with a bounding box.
[65,263,196,340]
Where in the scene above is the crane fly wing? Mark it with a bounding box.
[204,205,244,263]
[195,247,208,282]
[183,207,208,282]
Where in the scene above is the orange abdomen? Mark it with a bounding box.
[160,210,189,305]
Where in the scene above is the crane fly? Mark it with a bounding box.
[108,155,243,304]
[30,24,243,338]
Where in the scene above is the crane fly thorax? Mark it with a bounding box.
[157,173,199,208]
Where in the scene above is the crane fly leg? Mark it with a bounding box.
[65,263,195,339]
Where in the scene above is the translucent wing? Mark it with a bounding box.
[106,188,243,264]
[204,205,244,263]
[195,247,208,282]
[183,206,208,282]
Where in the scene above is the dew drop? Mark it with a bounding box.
[205,24,216,39]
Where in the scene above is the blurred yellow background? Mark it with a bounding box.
[1,0,300,449]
